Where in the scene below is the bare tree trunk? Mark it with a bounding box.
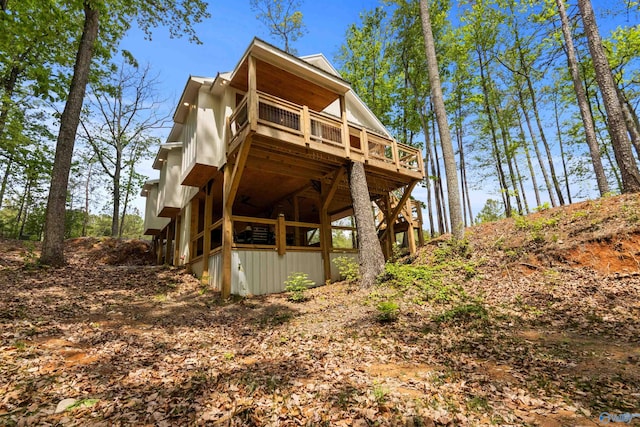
[82,160,93,237]
[578,0,640,193]
[553,93,573,204]
[556,0,609,196]
[0,153,13,210]
[419,0,463,240]
[41,2,99,266]
[478,50,512,216]
[419,112,436,237]
[513,152,530,214]
[432,116,449,234]
[516,113,541,207]
[616,86,640,160]
[111,153,121,237]
[349,161,385,287]
[518,87,557,207]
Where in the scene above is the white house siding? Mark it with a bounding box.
[181,106,198,182]
[227,250,323,296]
[143,184,169,232]
[177,202,192,265]
[197,88,225,169]
[329,252,358,282]
[207,252,223,292]
[162,148,183,211]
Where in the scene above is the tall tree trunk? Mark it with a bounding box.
[0,153,13,210]
[493,100,523,214]
[432,115,449,234]
[82,160,93,237]
[111,152,121,237]
[513,152,530,214]
[419,0,463,240]
[557,0,609,195]
[419,110,436,237]
[41,2,99,266]
[478,50,512,216]
[578,0,640,192]
[518,86,557,207]
[514,30,566,205]
[349,161,385,287]
[18,178,32,239]
[616,86,640,160]
[553,93,573,204]
[516,113,542,207]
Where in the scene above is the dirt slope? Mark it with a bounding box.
[1,196,639,426]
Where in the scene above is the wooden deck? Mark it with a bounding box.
[228,91,424,180]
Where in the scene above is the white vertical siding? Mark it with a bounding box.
[143,184,170,232]
[208,252,223,292]
[177,202,191,264]
[181,107,197,179]
[226,250,323,296]
[164,148,182,209]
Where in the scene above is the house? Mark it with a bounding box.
[141,38,425,298]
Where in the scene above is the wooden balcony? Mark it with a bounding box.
[227,91,424,180]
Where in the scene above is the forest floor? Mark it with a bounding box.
[1,194,640,426]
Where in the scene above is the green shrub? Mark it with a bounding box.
[376,300,399,323]
[332,256,360,283]
[433,301,487,323]
[284,272,314,302]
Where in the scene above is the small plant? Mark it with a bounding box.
[223,352,234,360]
[284,272,314,302]
[332,256,360,283]
[533,202,551,212]
[372,383,388,404]
[433,301,487,323]
[376,300,399,323]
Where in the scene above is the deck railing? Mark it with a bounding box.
[228,91,423,177]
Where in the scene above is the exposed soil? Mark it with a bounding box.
[1,195,639,426]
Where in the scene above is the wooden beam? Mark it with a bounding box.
[221,165,233,299]
[322,167,346,212]
[277,214,286,256]
[320,166,346,282]
[340,95,350,159]
[248,55,258,131]
[201,180,214,282]
[379,181,418,243]
[226,136,253,210]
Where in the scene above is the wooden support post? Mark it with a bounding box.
[293,196,301,245]
[201,180,214,283]
[174,214,181,266]
[221,165,233,299]
[320,167,345,282]
[248,55,258,131]
[189,198,199,261]
[415,201,425,246]
[277,214,286,256]
[383,194,393,258]
[340,95,350,159]
[405,197,417,255]
[379,181,418,244]
[166,220,174,265]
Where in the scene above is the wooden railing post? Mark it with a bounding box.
[339,95,350,159]
[302,105,311,145]
[277,214,286,256]
[361,129,369,163]
[391,139,400,171]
